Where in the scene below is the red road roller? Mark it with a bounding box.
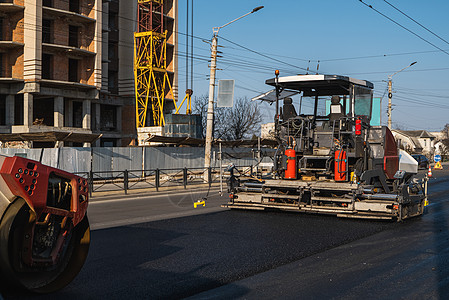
[0,155,90,293]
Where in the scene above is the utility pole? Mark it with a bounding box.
[204,6,264,183]
[204,34,218,181]
[387,61,417,130]
[274,70,280,135]
[388,77,392,129]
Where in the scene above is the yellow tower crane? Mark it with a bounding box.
[134,0,191,128]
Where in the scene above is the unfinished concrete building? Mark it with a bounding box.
[0,0,178,147]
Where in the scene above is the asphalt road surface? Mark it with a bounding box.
[2,170,449,299]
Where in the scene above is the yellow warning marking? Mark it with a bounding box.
[194,200,206,208]
[434,162,443,170]
[424,200,429,207]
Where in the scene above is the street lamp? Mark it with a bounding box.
[387,61,417,129]
[204,6,264,182]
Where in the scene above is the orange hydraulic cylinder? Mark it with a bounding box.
[334,150,347,181]
[284,148,297,179]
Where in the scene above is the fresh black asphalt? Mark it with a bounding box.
[7,211,396,299]
[2,170,449,299]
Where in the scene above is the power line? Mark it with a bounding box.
[38,1,448,68]
[394,89,449,99]
[359,0,449,57]
[219,38,449,64]
[185,0,189,90]
[392,95,449,110]
[27,2,449,68]
[177,51,300,75]
[345,67,449,76]
[392,84,449,91]
[190,0,194,91]
[373,87,449,110]
[320,48,449,62]
[25,4,443,77]
[382,0,449,46]
[218,35,312,73]
[16,2,449,104]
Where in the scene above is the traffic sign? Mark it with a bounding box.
[434,154,441,162]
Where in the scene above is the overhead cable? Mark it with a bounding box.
[359,0,449,57]
[382,0,449,46]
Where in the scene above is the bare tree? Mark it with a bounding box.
[192,95,208,139]
[192,95,228,139]
[192,96,262,141]
[441,124,449,139]
[439,138,449,158]
[220,97,262,140]
[393,124,406,131]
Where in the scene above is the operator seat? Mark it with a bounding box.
[329,95,344,125]
[281,97,297,121]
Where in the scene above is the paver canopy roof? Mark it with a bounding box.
[265,74,374,96]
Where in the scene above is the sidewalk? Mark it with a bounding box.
[90,182,226,200]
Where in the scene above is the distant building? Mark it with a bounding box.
[430,131,446,141]
[392,130,435,156]
[0,0,178,147]
[434,141,446,155]
[261,122,275,140]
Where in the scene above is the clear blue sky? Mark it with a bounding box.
[176,0,449,132]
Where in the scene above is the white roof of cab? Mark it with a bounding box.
[265,74,374,96]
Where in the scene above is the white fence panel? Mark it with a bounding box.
[0,146,266,173]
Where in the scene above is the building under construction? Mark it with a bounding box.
[0,0,178,147]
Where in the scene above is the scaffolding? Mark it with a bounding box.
[134,0,175,127]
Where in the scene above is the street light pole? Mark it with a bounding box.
[204,6,264,182]
[387,61,417,129]
[204,33,218,182]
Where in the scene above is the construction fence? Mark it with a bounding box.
[0,147,274,194]
[0,147,273,173]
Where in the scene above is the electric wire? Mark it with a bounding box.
[345,67,449,76]
[372,87,449,109]
[11,2,448,133]
[21,1,449,66]
[394,90,449,99]
[190,0,194,91]
[9,1,449,114]
[382,0,449,46]
[218,35,313,73]
[358,0,449,57]
[18,16,308,79]
[16,8,449,77]
[185,0,189,91]
[319,48,449,62]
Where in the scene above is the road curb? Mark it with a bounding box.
[89,187,223,204]
[90,206,227,230]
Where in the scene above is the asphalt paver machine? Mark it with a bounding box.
[0,155,90,293]
[224,72,428,220]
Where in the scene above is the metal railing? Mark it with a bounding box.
[75,165,257,196]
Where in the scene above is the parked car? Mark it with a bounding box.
[412,154,429,170]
